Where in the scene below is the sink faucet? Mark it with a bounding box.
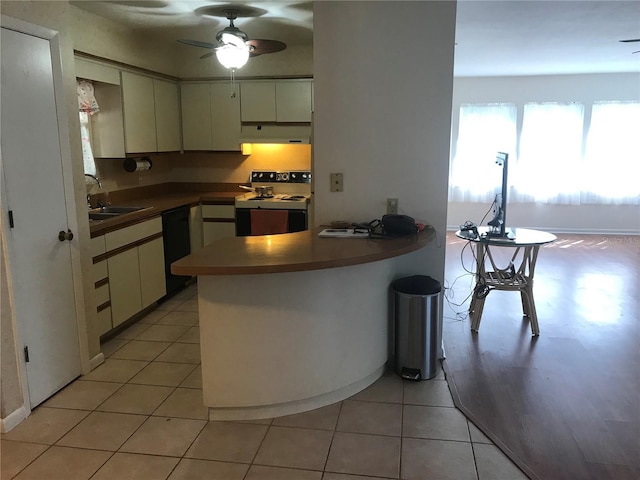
[85,174,102,208]
[85,173,102,189]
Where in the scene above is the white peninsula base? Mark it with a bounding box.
[197,258,396,420]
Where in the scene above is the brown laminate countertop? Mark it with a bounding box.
[89,191,239,238]
[171,227,434,276]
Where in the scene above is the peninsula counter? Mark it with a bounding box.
[172,227,434,420]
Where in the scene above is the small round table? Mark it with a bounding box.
[455,227,557,336]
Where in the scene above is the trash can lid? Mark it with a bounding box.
[392,275,441,295]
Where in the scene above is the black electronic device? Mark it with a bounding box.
[486,152,514,239]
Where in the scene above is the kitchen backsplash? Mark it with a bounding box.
[91,144,311,195]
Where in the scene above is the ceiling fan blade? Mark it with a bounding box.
[246,39,286,57]
[619,38,640,43]
[200,51,216,59]
[177,39,215,49]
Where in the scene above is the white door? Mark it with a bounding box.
[1,26,82,407]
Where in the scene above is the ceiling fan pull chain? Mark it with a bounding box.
[230,68,237,98]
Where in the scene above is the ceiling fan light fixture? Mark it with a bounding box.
[215,43,250,69]
[219,32,246,48]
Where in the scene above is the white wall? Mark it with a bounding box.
[448,73,640,234]
[313,1,456,285]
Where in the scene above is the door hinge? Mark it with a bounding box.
[8,210,14,228]
[24,346,29,363]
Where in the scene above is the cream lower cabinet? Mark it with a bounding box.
[108,248,142,328]
[202,204,236,246]
[105,217,166,328]
[90,236,112,337]
[189,205,203,253]
[138,237,166,309]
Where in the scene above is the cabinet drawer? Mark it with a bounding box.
[92,260,108,284]
[105,217,162,252]
[202,205,235,219]
[90,235,106,257]
[94,283,110,307]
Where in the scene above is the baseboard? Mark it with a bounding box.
[446,226,640,236]
[1,405,29,433]
[89,352,105,371]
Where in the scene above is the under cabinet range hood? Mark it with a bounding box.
[240,124,311,144]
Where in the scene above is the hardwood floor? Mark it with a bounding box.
[442,232,640,480]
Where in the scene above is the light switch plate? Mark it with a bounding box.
[330,173,343,192]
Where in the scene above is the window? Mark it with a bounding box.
[582,102,640,205]
[513,102,584,204]
[449,103,517,202]
[449,101,639,206]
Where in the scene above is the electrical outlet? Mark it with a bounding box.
[387,198,398,214]
[330,173,343,192]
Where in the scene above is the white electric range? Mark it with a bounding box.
[235,170,312,235]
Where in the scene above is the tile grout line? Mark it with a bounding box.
[320,399,344,475]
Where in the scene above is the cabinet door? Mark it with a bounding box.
[121,71,157,153]
[96,307,112,337]
[108,247,142,327]
[210,83,241,150]
[203,221,237,246]
[138,237,166,309]
[154,79,181,152]
[181,83,212,150]
[189,205,203,253]
[91,83,126,158]
[240,81,276,122]
[276,81,313,122]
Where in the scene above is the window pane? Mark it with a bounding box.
[582,102,640,205]
[514,102,584,204]
[449,103,517,202]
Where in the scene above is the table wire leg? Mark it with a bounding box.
[470,295,486,332]
[520,290,530,317]
[522,285,539,335]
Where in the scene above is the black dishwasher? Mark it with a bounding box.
[161,206,191,296]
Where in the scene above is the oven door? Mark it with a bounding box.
[236,208,308,236]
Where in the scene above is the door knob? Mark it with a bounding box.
[58,229,74,242]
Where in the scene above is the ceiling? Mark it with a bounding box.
[71,0,640,77]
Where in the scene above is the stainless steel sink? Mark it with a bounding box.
[88,206,149,221]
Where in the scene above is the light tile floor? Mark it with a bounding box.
[1,282,529,480]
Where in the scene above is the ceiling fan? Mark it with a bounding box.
[619,38,640,54]
[178,8,286,69]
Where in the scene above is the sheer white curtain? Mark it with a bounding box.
[512,102,584,204]
[77,80,99,181]
[582,102,640,205]
[449,103,517,202]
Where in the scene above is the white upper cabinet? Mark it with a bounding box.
[122,71,181,153]
[181,82,241,151]
[210,83,241,151]
[240,80,313,123]
[276,81,313,122]
[240,81,277,122]
[153,78,181,152]
[181,83,212,150]
[121,71,157,153]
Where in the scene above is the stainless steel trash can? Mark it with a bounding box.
[393,275,441,380]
